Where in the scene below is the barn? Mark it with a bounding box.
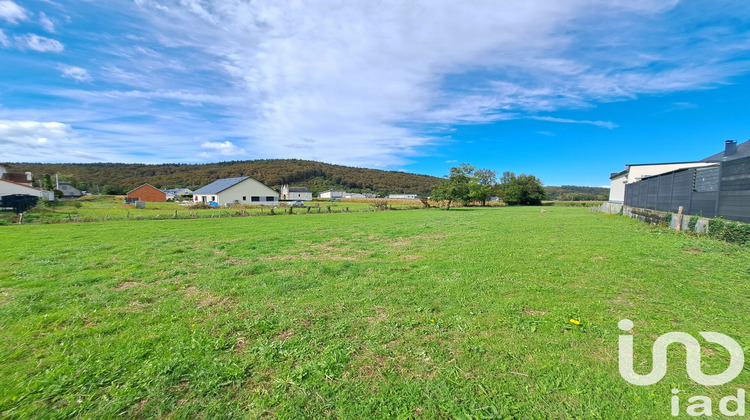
[126,184,167,202]
[193,176,278,206]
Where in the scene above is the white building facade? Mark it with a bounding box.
[193,176,278,206]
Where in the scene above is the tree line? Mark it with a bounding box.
[431,163,546,209]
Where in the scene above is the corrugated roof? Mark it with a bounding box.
[288,187,310,192]
[193,176,250,194]
[702,140,750,162]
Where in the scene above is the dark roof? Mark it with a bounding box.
[288,187,310,192]
[702,140,750,162]
[193,176,250,194]
[2,173,32,184]
[126,183,165,195]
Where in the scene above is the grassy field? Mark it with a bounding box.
[0,207,748,418]
[2,196,423,225]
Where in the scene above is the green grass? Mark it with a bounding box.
[0,207,748,418]
[20,195,419,224]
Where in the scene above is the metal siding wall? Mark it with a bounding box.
[657,175,672,211]
[671,170,692,212]
[718,156,750,223]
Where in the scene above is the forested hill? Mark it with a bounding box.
[6,160,443,196]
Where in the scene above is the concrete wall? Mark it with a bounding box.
[594,203,710,234]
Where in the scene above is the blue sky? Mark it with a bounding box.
[1,0,749,186]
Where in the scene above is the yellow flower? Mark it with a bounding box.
[569,319,581,325]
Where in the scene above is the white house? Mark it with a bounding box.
[319,190,346,199]
[280,185,312,201]
[162,188,193,200]
[0,179,54,200]
[193,176,278,206]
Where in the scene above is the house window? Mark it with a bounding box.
[243,196,246,201]
[211,196,216,201]
[251,196,260,202]
[266,196,275,201]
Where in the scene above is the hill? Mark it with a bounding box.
[544,185,609,201]
[4,160,443,196]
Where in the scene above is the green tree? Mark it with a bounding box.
[469,168,497,206]
[42,174,54,191]
[431,164,473,210]
[496,172,546,205]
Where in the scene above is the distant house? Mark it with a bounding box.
[387,194,420,199]
[0,164,8,179]
[0,179,54,200]
[193,176,278,206]
[126,183,167,202]
[280,185,312,201]
[319,190,346,199]
[56,180,83,197]
[162,188,193,201]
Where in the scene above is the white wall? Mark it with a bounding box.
[218,178,279,206]
[0,180,51,199]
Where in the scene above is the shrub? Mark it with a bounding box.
[688,215,699,232]
[708,217,750,246]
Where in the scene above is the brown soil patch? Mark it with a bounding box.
[682,249,703,254]
[367,306,388,325]
[522,308,547,316]
[271,329,295,342]
[114,281,143,290]
[590,256,610,261]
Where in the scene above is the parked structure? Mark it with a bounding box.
[387,194,420,199]
[319,190,346,199]
[622,140,750,223]
[280,185,312,201]
[193,176,278,206]
[126,183,167,202]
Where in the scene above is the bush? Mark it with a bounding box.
[708,217,750,246]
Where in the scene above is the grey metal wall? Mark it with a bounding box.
[624,156,750,223]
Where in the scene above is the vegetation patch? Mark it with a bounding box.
[0,207,748,418]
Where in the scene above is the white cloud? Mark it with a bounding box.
[200,140,245,157]
[0,120,82,161]
[531,116,618,129]
[9,1,750,167]
[58,65,92,82]
[39,12,55,32]
[0,0,26,24]
[0,29,9,48]
[15,34,64,52]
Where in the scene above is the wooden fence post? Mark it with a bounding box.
[676,206,684,231]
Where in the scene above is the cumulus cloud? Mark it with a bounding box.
[15,34,64,52]
[200,140,245,157]
[8,1,750,166]
[0,0,26,24]
[58,65,93,82]
[128,0,748,167]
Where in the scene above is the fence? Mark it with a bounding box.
[624,156,750,223]
[0,194,39,214]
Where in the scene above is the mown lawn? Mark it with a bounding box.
[0,207,748,418]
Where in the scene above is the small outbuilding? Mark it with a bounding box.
[126,183,167,202]
[193,176,278,206]
[280,185,312,201]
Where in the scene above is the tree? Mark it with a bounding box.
[42,174,54,191]
[469,168,497,206]
[496,172,546,205]
[431,164,473,210]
